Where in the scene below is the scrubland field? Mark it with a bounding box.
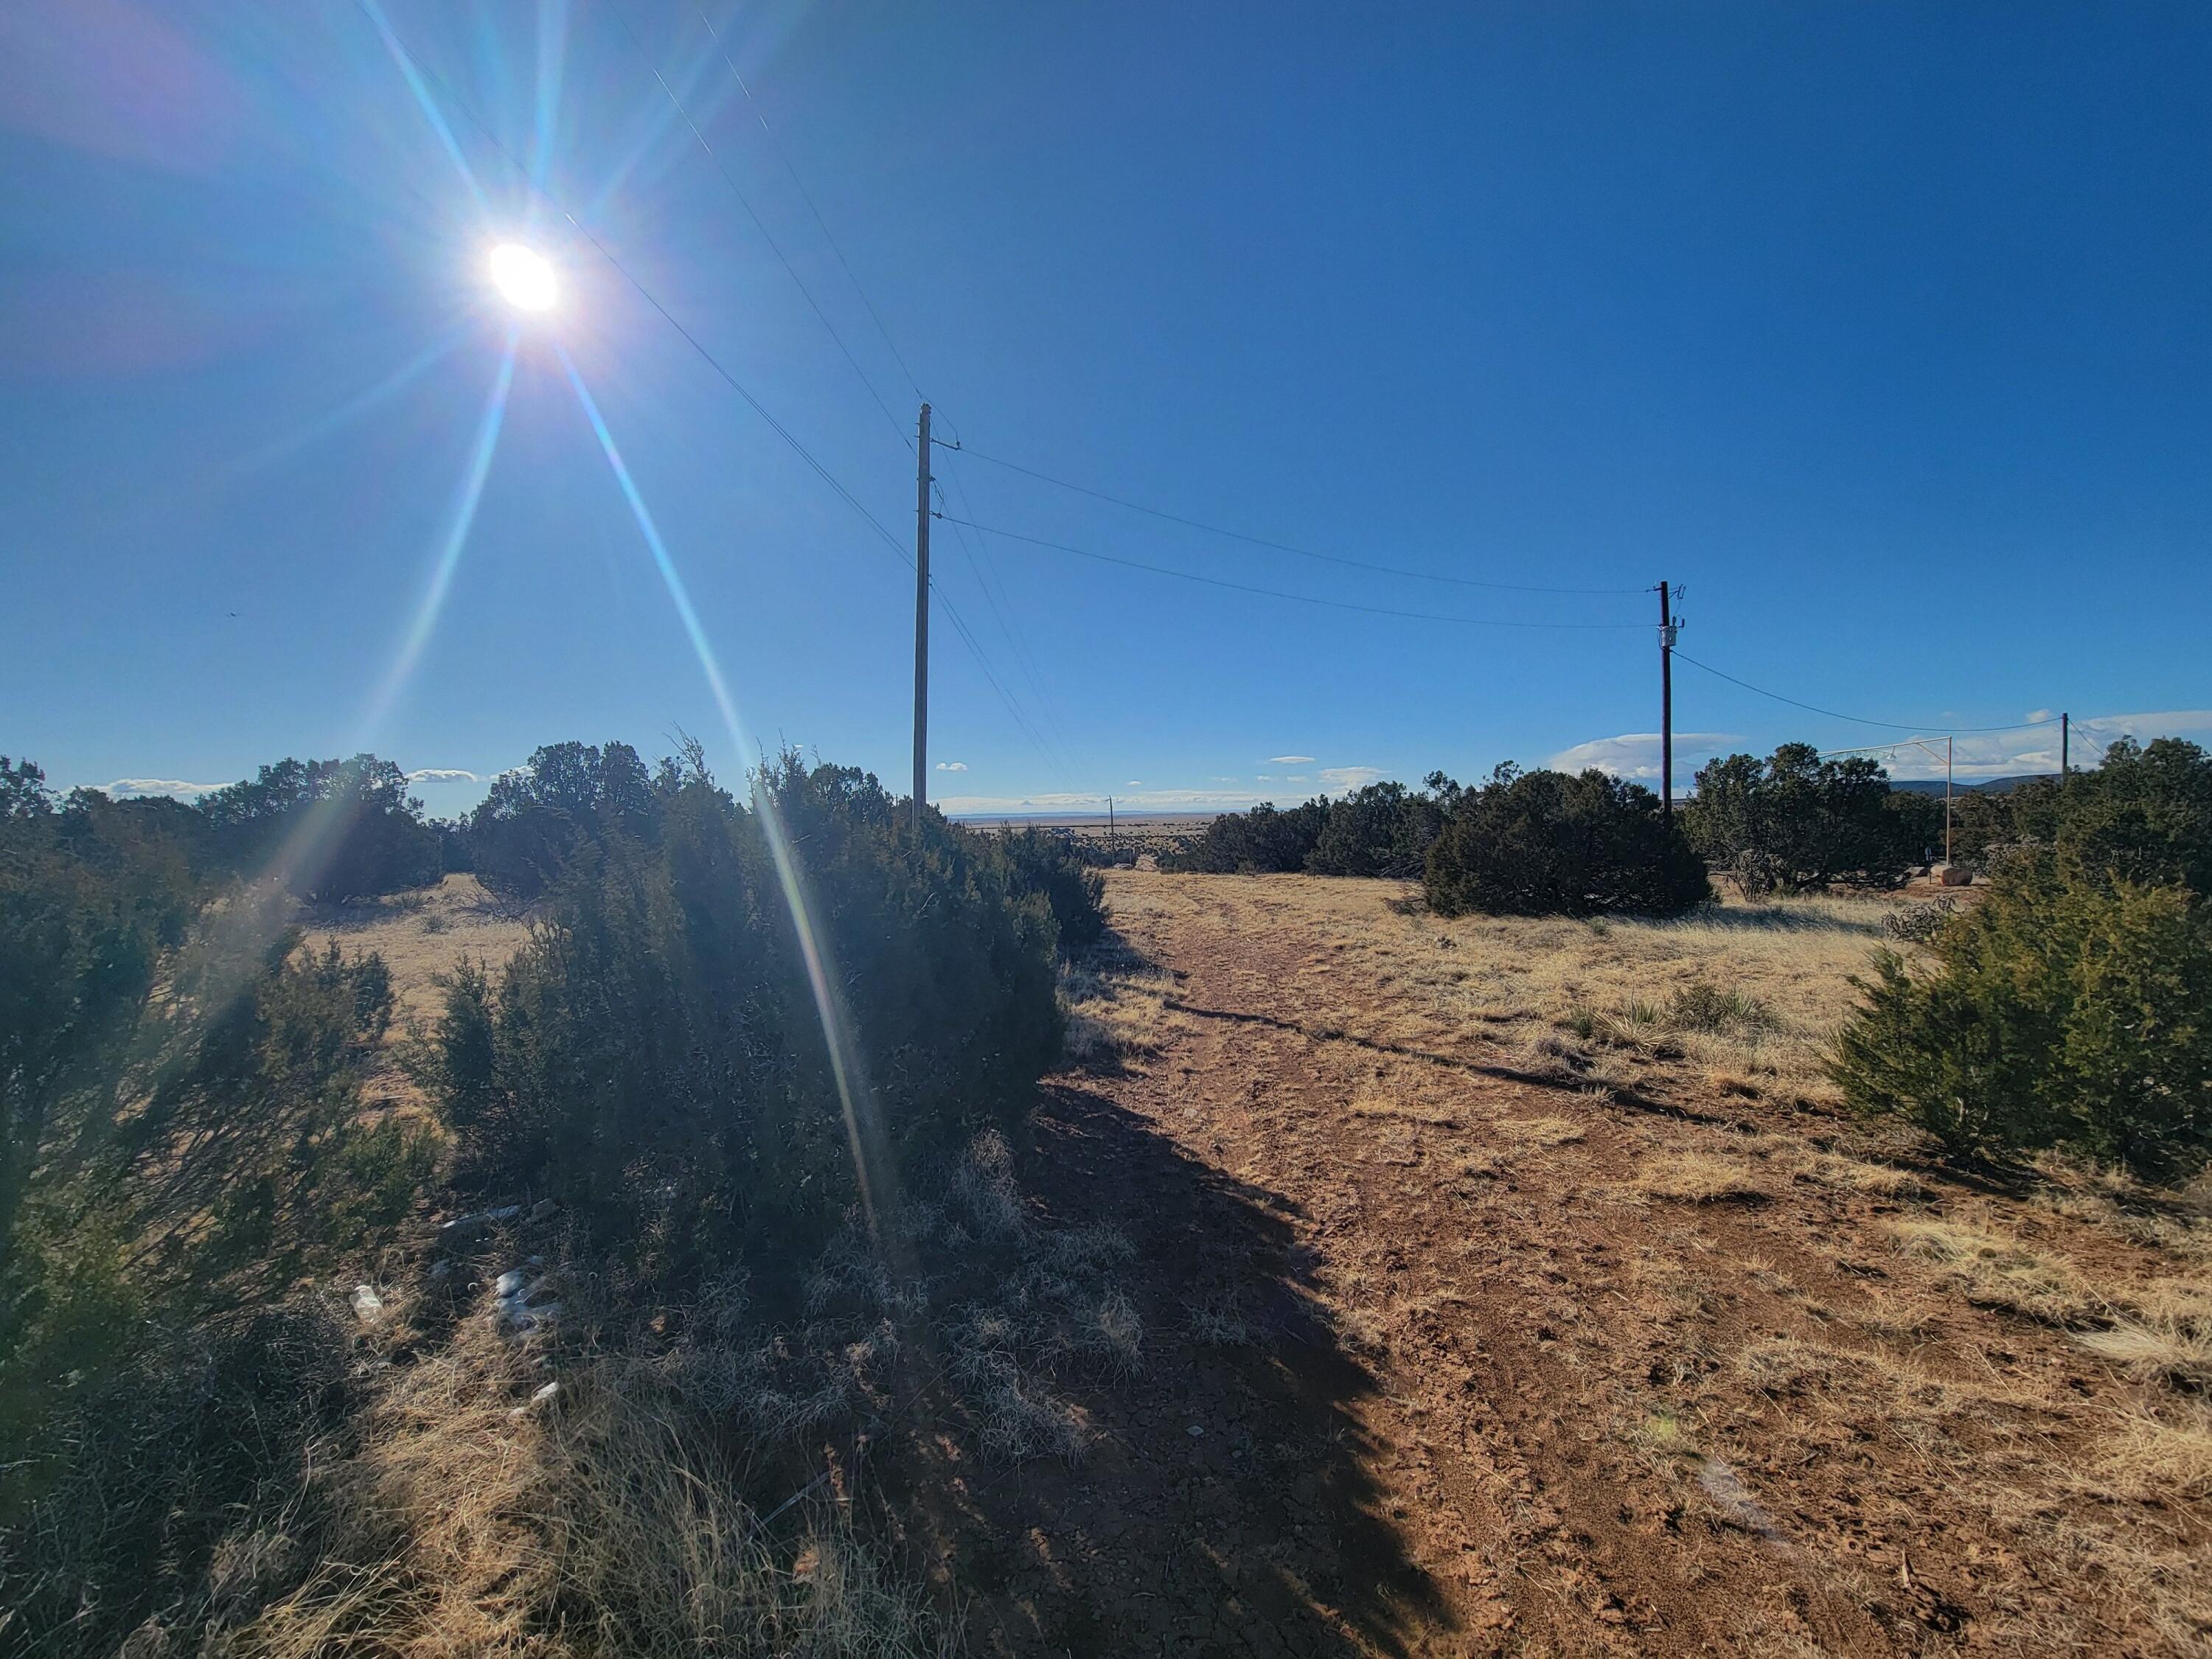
[290,866,2210,1656]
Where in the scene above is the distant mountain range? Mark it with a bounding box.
[1891,773,2058,796]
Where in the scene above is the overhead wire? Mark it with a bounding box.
[681,0,928,406]
[951,444,1652,597]
[932,480,1082,776]
[598,0,1080,774]
[938,516,1652,628]
[358,2,1068,779]
[1671,650,2064,735]
[594,0,913,451]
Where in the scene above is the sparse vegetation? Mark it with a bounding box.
[1833,738,2212,1178]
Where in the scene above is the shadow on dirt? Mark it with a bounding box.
[875,1079,1452,1656]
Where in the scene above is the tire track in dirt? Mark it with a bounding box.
[987,872,2209,1656]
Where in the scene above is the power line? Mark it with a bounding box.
[953,444,1652,597]
[356,1,1066,778]
[1671,650,2063,734]
[658,13,1082,774]
[594,0,912,449]
[933,479,1081,776]
[938,515,1650,628]
[591,1,1079,776]
[682,0,928,406]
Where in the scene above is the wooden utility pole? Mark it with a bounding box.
[1658,580,1675,818]
[2061,712,2070,783]
[912,403,931,827]
[1945,734,1954,866]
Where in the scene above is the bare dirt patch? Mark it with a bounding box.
[956,871,2212,1655]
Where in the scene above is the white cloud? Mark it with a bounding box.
[2026,709,2054,724]
[1267,754,1315,765]
[1318,765,1386,792]
[1208,776,1239,783]
[406,768,479,785]
[934,760,967,772]
[100,777,226,799]
[1548,732,1739,781]
[1124,780,1142,787]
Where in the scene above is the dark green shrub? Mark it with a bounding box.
[1833,863,2212,1175]
[1832,740,2212,1178]
[1424,765,1710,918]
[988,827,1108,953]
[1685,742,1922,894]
[1161,799,1329,873]
[466,739,660,900]
[429,752,1067,1279]
[196,754,439,901]
[1305,781,1446,878]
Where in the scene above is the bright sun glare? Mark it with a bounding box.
[487,243,557,311]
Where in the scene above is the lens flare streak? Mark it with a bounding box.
[357,0,492,220]
[356,333,518,745]
[555,342,900,1242]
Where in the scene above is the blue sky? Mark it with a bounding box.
[4,1,2208,815]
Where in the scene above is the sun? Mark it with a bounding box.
[487,243,557,312]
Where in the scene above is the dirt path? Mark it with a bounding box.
[914,872,2209,1656]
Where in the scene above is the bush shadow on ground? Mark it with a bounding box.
[874,1054,1451,1651]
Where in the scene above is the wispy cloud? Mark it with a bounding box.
[934,760,967,772]
[1267,754,1315,765]
[406,768,479,785]
[1548,731,1739,782]
[1318,765,1385,791]
[100,777,227,800]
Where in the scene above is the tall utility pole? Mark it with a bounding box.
[2061,712,2070,783]
[1658,579,1675,818]
[911,403,931,827]
[1945,734,1954,866]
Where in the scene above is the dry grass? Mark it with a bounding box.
[299,874,535,1115]
[1888,1215,2104,1324]
[1633,1148,1773,1204]
[232,1310,955,1658]
[1059,942,1187,1067]
[2090,1403,2212,1501]
[2076,1317,2212,1390]
[1113,872,1909,1110]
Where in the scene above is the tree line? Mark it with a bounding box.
[1162,741,1950,914]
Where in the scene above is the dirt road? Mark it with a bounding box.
[913,872,2208,1656]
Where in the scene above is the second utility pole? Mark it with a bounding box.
[1658,579,1674,818]
[912,403,931,827]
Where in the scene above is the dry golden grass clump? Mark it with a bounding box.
[232,1305,955,1659]
[1632,1148,1774,1205]
[1058,940,1189,1067]
[1887,1214,2103,1325]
